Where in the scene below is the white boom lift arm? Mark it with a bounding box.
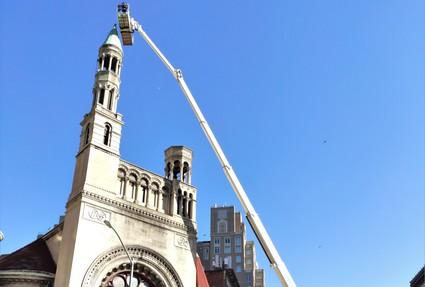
[117,3,296,287]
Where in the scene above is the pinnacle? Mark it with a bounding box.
[103,24,122,51]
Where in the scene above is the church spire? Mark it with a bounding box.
[92,25,123,113]
[103,24,122,51]
[78,25,124,155]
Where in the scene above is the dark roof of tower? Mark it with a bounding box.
[103,24,122,51]
[0,238,56,273]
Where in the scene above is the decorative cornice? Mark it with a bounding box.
[79,190,197,234]
[0,269,54,284]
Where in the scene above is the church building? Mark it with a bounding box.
[0,26,207,287]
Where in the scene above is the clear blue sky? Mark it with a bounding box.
[0,1,423,286]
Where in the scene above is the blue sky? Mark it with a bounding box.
[0,1,423,286]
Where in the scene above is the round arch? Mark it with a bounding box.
[82,246,183,287]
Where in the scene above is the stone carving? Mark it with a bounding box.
[82,246,182,287]
[82,204,111,224]
[174,234,190,250]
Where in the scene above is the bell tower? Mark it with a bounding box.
[78,24,123,156]
[55,25,197,287]
[69,25,124,200]
[55,26,126,287]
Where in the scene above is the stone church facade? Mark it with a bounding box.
[0,26,201,287]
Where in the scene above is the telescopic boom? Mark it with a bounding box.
[117,3,296,287]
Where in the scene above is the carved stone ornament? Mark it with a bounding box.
[174,234,190,251]
[82,246,182,287]
[83,204,111,224]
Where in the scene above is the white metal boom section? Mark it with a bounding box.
[117,3,296,287]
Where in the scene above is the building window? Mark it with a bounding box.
[84,123,90,145]
[108,89,114,110]
[152,184,159,208]
[224,237,231,245]
[182,162,190,183]
[118,169,126,198]
[214,238,220,246]
[140,179,148,203]
[111,57,118,73]
[161,187,168,212]
[188,194,193,219]
[103,123,112,146]
[173,160,181,180]
[177,190,182,215]
[217,219,227,233]
[166,162,172,179]
[236,255,241,263]
[182,191,187,216]
[128,174,137,201]
[246,258,252,264]
[99,89,105,105]
[235,246,242,253]
[246,274,252,284]
[235,265,242,272]
[203,248,209,260]
[214,247,220,254]
[103,55,110,70]
[224,246,231,254]
[235,236,242,246]
[246,248,252,255]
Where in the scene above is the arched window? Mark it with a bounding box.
[140,178,148,203]
[104,123,112,146]
[182,192,187,217]
[98,88,105,105]
[152,183,159,208]
[84,123,90,145]
[128,174,137,201]
[188,194,193,219]
[111,57,118,73]
[103,55,111,70]
[117,169,126,198]
[108,89,114,110]
[177,189,182,215]
[183,162,190,183]
[218,219,228,233]
[166,162,171,179]
[173,160,181,180]
[162,187,168,213]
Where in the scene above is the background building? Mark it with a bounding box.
[197,206,265,287]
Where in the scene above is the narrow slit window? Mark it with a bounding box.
[182,192,187,217]
[177,190,182,215]
[111,57,118,73]
[84,124,90,145]
[108,89,114,110]
[99,89,105,105]
[188,194,193,219]
[103,123,112,146]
